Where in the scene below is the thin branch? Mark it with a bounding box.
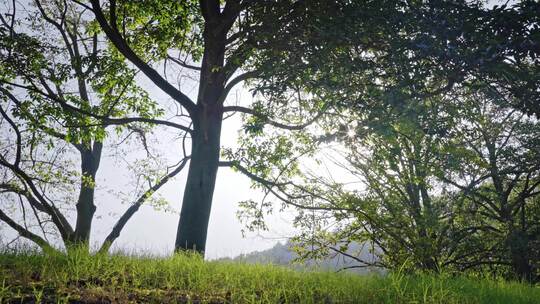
[99,156,190,253]
[0,158,74,241]
[167,55,202,71]
[223,105,324,131]
[0,103,21,167]
[0,207,58,253]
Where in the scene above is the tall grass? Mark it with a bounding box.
[0,248,538,303]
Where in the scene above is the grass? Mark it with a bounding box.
[0,248,538,303]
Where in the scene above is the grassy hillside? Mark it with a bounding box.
[0,249,538,303]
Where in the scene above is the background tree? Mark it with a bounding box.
[258,90,540,281]
[0,1,188,252]
[232,0,540,279]
[328,99,466,272]
[255,96,473,273]
[439,94,540,281]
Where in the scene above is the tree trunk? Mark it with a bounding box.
[72,142,102,247]
[507,228,533,282]
[174,12,227,254]
[175,105,223,253]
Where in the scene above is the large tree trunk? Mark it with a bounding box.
[72,142,102,247]
[175,105,223,253]
[174,12,227,254]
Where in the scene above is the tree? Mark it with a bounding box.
[257,90,540,280]
[262,97,476,273]
[0,1,188,252]
[332,99,465,272]
[229,0,540,276]
[439,94,540,282]
[84,0,349,253]
[246,89,539,279]
[73,0,539,255]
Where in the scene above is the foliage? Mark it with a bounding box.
[327,98,466,272]
[0,1,178,252]
[247,0,540,118]
[437,94,540,281]
[268,90,540,281]
[107,0,202,61]
[232,0,540,282]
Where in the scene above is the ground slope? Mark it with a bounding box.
[0,250,538,303]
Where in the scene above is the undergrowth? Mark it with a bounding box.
[0,248,538,303]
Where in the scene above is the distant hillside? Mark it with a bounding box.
[223,241,383,274]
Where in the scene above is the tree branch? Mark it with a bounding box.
[222,105,324,131]
[89,0,196,115]
[218,70,257,104]
[0,207,58,253]
[0,102,21,167]
[99,156,190,253]
[167,55,202,71]
[0,158,74,242]
[0,80,193,134]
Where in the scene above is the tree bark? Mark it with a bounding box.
[175,106,223,253]
[174,6,228,254]
[72,142,102,246]
[507,227,533,282]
